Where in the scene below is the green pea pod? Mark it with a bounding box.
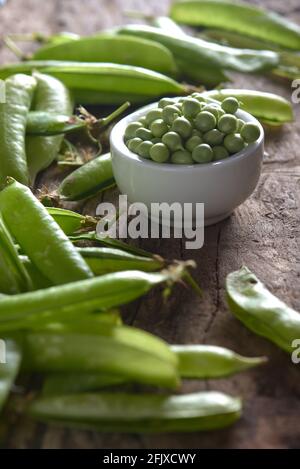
[203,89,294,125]
[0,270,172,331]
[22,325,179,389]
[150,16,187,36]
[46,207,97,235]
[0,218,32,294]
[26,111,84,136]
[170,0,300,50]
[31,34,178,77]
[26,72,73,185]
[0,74,36,186]
[28,391,242,432]
[172,345,266,379]
[0,178,93,286]
[0,61,187,105]
[0,340,21,412]
[117,24,278,74]
[78,247,164,274]
[226,266,300,354]
[42,373,127,396]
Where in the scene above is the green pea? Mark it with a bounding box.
[236,118,245,132]
[138,116,147,127]
[213,146,229,161]
[224,133,245,154]
[162,105,181,124]
[191,129,202,138]
[202,104,222,119]
[136,127,153,141]
[240,123,261,143]
[150,119,169,138]
[192,144,213,164]
[191,93,207,103]
[194,111,216,132]
[159,98,176,108]
[162,131,183,151]
[127,137,143,153]
[182,98,201,118]
[137,140,153,159]
[125,121,143,140]
[171,150,193,165]
[221,97,239,114]
[172,116,193,139]
[218,114,238,134]
[152,137,162,144]
[150,143,170,163]
[145,108,163,125]
[185,135,203,152]
[203,129,224,146]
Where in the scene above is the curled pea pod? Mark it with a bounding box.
[0,61,187,105]
[117,24,278,74]
[31,33,178,77]
[0,340,21,412]
[226,266,300,354]
[46,207,98,235]
[0,178,93,286]
[172,345,266,379]
[28,391,242,433]
[0,218,32,294]
[0,270,175,332]
[42,373,127,396]
[0,73,36,186]
[26,72,73,185]
[22,325,179,389]
[170,0,300,50]
[203,89,294,125]
[58,153,115,201]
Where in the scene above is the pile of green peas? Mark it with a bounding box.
[124,94,261,164]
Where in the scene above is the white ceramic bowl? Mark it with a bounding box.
[110,102,264,226]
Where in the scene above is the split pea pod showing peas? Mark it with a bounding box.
[22,325,179,388]
[28,391,242,433]
[26,72,73,185]
[0,179,93,286]
[59,153,115,201]
[0,74,36,186]
[0,270,170,332]
[0,62,187,105]
[0,217,33,294]
[203,89,294,125]
[226,266,300,354]
[31,33,178,77]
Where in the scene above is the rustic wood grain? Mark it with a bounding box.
[0,0,299,449]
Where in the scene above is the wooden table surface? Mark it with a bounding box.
[0,0,300,449]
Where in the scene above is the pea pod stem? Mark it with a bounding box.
[28,391,242,433]
[226,266,300,354]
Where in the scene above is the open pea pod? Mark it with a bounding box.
[170,0,300,50]
[0,340,21,412]
[226,266,300,354]
[28,391,242,433]
[203,89,294,125]
[21,325,179,389]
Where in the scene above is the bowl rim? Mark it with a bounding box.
[110,100,264,173]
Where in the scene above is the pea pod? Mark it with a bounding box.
[42,373,127,396]
[46,207,98,235]
[58,153,115,201]
[26,72,73,184]
[22,325,179,389]
[0,74,36,186]
[117,24,278,74]
[202,89,294,125]
[0,340,21,412]
[26,111,84,136]
[0,270,173,332]
[170,0,300,50]
[28,391,242,432]
[0,61,187,105]
[0,178,93,286]
[0,218,32,294]
[172,345,266,378]
[226,266,300,354]
[31,34,178,77]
